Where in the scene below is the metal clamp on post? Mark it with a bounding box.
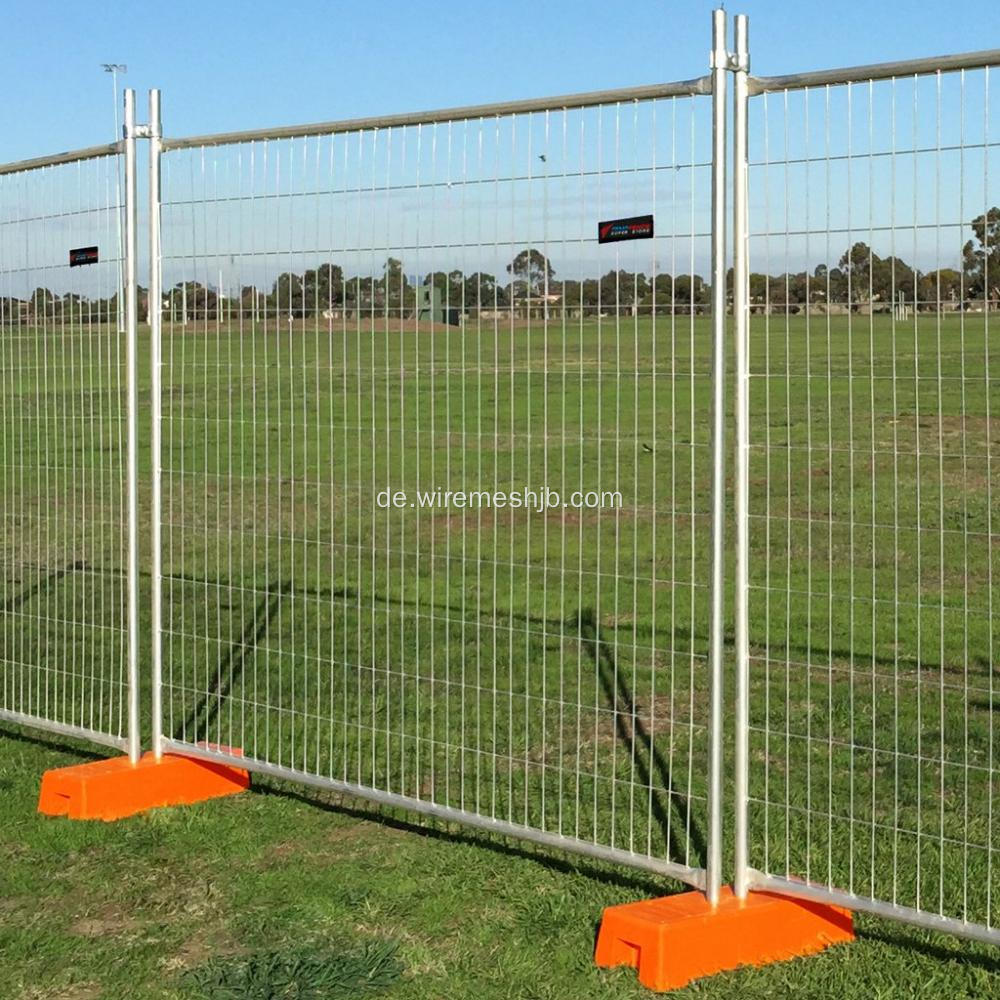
[710,50,748,73]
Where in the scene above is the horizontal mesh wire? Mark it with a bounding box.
[158,94,715,877]
[0,154,128,750]
[745,66,1000,931]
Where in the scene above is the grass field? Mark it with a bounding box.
[2,311,1000,997]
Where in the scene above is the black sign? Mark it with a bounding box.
[598,215,654,244]
[69,246,99,267]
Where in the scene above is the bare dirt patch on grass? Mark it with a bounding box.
[20,984,102,1000]
[69,903,140,939]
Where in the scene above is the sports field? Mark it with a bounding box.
[2,311,999,997]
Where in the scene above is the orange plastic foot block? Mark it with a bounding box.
[37,750,249,821]
[595,885,854,992]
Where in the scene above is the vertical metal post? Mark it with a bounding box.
[109,66,127,336]
[123,88,141,764]
[149,89,164,760]
[706,6,729,905]
[731,13,751,900]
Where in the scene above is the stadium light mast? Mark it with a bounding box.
[101,64,127,140]
[102,63,127,332]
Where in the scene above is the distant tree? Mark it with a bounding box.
[827,267,847,302]
[873,256,917,304]
[507,249,554,296]
[352,275,376,309]
[838,242,879,302]
[303,263,344,310]
[787,272,808,304]
[642,273,676,307]
[423,271,449,298]
[272,272,304,317]
[29,287,55,316]
[0,296,22,319]
[748,272,770,303]
[581,278,601,308]
[464,272,498,306]
[919,268,963,306]
[447,270,465,304]
[963,207,1000,300]
[168,281,217,321]
[382,258,407,310]
[240,285,266,320]
[558,279,581,306]
[599,269,637,308]
[673,275,708,306]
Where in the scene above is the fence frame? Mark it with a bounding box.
[705,5,730,906]
[149,89,164,763]
[148,46,730,893]
[731,11,752,902]
[732,29,1000,944]
[0,133,138,758]
[123,90,141,764]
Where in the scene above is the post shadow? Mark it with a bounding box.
[173,581,288,742]
[2,560,85,613]
[575,606,708,872]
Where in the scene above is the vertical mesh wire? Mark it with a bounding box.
[0,154,129,750]
[745,65,1000,934]
[157,93,715,879]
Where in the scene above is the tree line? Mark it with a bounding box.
[4,208,997,323]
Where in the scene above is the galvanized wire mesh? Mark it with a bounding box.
[156,90,716,882]
[741,62,1000,940]
[0,151,129,751]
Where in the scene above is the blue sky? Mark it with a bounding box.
[3,0,999,163]
[2,0,997,300]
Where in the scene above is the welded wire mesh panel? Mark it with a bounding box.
[0,152,129,751]
[158,91,715,880]
[744,64,1000,935]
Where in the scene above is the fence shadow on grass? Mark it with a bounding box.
[0,561,123,764]
[0,725,108,764]
[854,924,1000,974]
[575,607,708,873]
[252,778,671,899]
[172,582,289,743]
[2,560,87,613]
[170,579,354,745]
[154,567,708,885]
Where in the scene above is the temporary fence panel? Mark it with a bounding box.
[8,6,1000,959]
[0,139,136,755]
[735,46,1000,942]
[152,69,726,887]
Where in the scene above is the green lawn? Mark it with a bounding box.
[2,311,1000,998]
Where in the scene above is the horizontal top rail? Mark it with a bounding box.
[160,77,712,152]
[749,47,1000,94]
[0,140,124,178]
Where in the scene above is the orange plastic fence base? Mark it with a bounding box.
[37,750,249,821]
[595,885,854,992]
